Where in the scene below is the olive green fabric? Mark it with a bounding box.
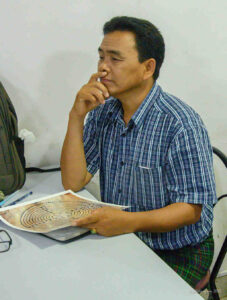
[0,82,25,195]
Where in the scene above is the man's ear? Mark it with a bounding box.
[143,58,156,80]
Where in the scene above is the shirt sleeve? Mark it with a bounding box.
[83,110,100,175]
[165,125,217,206]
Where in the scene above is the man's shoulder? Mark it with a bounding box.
[156,86,205,130]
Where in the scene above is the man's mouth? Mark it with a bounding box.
[100,78,112,84]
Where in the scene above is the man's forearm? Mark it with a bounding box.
[74,203,202,237]
[60,110,88,191]
[61,71,108,191]
[130,203,202,233]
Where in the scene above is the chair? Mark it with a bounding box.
[195,147,227,300]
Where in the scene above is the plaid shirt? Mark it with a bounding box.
[83,82,217,250]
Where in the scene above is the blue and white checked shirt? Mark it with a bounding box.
[83,82,217,250]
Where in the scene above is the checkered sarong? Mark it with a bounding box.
[154,232,214,288]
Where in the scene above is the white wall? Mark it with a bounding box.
[1,0,226,273]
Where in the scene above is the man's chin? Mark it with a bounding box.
[105,86,124,99]
[108,89,120,98]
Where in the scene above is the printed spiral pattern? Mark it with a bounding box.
[20,199,103,229]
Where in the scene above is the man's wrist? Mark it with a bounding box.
[126,211,153,233]
[69,108,86,121]
[68,109,87,131]
[124,211,140,233]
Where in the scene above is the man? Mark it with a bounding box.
[61,16,217,288]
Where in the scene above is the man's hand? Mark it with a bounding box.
[72,207,134,237]
[71,71,110,118]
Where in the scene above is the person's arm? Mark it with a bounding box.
[60,71,109,191]
[73,202,202,236]
[130,202,202,232]
[60,111,92,191]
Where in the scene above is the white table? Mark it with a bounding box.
[0,172,203,300]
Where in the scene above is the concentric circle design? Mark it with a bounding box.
[19,196,104,230]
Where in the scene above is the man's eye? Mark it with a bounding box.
[99,56,104,60]
[112,57,120,61]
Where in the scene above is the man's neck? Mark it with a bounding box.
[118,79,155,125]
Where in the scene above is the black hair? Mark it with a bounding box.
[103,16,165,80]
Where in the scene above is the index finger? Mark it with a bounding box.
[88,71,107,83]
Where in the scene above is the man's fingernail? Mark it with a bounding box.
[105,93,109,98]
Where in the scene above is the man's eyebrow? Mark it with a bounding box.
[98,47,124,58]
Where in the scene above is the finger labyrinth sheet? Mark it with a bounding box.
[0,191,126,233]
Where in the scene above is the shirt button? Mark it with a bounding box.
[122,133,126,137]
[120,161,124,166]
[118,189,122,193]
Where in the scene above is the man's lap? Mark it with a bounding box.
[154,232,214,288]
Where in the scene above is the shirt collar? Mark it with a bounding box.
[131,81,160,127]
[106,98,122,122]
[107,81,160,127]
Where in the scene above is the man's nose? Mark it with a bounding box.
[98,60,110,73]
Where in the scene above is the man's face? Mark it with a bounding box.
[98,31,146,99]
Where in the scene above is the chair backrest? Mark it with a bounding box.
[211,147,227,276]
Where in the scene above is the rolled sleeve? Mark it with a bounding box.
[166,125,217,206]
[83,111,100,175]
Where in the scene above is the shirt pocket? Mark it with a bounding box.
[123,159,166,210]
